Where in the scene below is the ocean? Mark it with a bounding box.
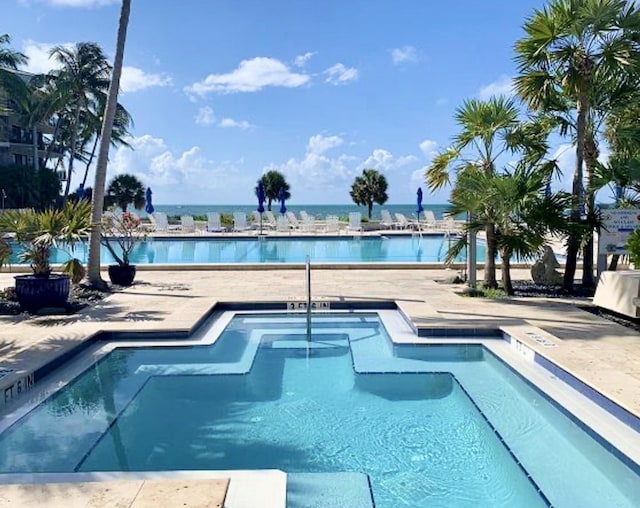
[150,203,455,220]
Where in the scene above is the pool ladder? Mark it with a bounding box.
[305,255,311,341]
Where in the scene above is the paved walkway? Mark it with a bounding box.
[0,267,638,505]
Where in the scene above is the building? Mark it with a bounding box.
[0,70,63,176]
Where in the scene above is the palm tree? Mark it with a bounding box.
[257,170,290,211]
[0,34,28,106]
[87,0,131,287]
[349,169,388,219]
[426,97,523,288]
[47,42,111,200]
[105,174,145,212]
[514,0,640,291]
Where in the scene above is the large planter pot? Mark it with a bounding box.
[108,264,137,286]
[14,274,71,312]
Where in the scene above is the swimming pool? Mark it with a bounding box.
[9,235,475,265]
[0,312,637,507]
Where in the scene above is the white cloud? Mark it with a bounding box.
[391,45,418,65]
[435,97,449,106]
[21,40,65,74]
[109,134,252,202]
[358,149,417,172]
[419,139,438,160]
[185,57,310,97]
[307,134,344,155]
[324,63,359,85]
[293,52,316,67]
[195,106,216,126]
[478,74,514,100]
[219,118,253,129]
[120,66,172,93]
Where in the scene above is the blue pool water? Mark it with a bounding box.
[9,235,477,265]
[0,314,638,507]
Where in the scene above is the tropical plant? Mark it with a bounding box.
[514,0,640,291]
[350,169,388,219]
[0,200,91,281]
[88,0,131,288]
[104,173,145,212]
[0,33,28,111]
[257,170,291,211]
[100,210,145,267]
[425,97,549,288]
[46,42,112,199]
[0,164,61,210]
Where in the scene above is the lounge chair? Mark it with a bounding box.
[380,210,396,229]
[300,211,316,233]
[264,210,278,229]
[180,215,196,233]
[206,212,225,232]
[233,212,251,232]
[423,210,438,229]
[394,213,411,230]
[325,215,340,233]
[151,212,170,232]
[276,214,290,232]
[286,211,301,230]
[347,212,362,232]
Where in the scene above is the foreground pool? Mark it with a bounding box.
[0,313,637,507]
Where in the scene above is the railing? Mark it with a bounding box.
[306,255,311,341]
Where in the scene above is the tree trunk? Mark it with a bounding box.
[87,0,131,287]
[32,125,39,171]
[82,134,100,187]
[484,222,498,288]
[63,103,82,201]
[563,93,588,292]
[43,118,60,168]
[501,249,513,296]
[582,136,597,288]
[367,202,373,219]
[267,199,272,211]
[608,254,620,270]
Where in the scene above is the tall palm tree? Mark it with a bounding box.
[0,34,28,105]
[257,170,291,211]
[349,169,388,219]
[105,173,145,212]
[426,97,524,288]
[48,42,111,200]
[514,0,640,291]
[87,0,132,288]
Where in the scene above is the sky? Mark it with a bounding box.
[6,0,587,206]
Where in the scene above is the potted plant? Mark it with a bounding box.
[0,200,91,311]
[101,210,145,286]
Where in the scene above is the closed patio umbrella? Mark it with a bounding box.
[257,182,266,235]
[279,187,287,215]
[416,187,424,220]
[145,187,154,214]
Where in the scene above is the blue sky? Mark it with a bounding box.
[5,0,582,206]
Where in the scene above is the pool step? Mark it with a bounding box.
[286,473,374,508]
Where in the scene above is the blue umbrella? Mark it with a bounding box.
[145,187,155,214]
[257,182,265,214]
[257,182,266,235]
[416,187,424,218]
[278,187,287,215]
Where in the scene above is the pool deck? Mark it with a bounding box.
[0,266,638,505]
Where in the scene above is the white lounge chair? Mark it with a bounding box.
[264,210,278,229]
[300,211,316,233]
[394,213,411,230]
[276,214,290,232]
[380,210,396,229]
[325,215,340,233]
[151,212,170,232]
[423,210,438,229]
[286,211,301,230]
[206,212,225,232]
[347,212,362,232]
[180,215,196,233]
[233,212,251,232]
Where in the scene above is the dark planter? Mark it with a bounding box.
[108,264,136,286]
[15,274,71,312]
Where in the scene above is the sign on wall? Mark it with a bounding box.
[598,208,640,254]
